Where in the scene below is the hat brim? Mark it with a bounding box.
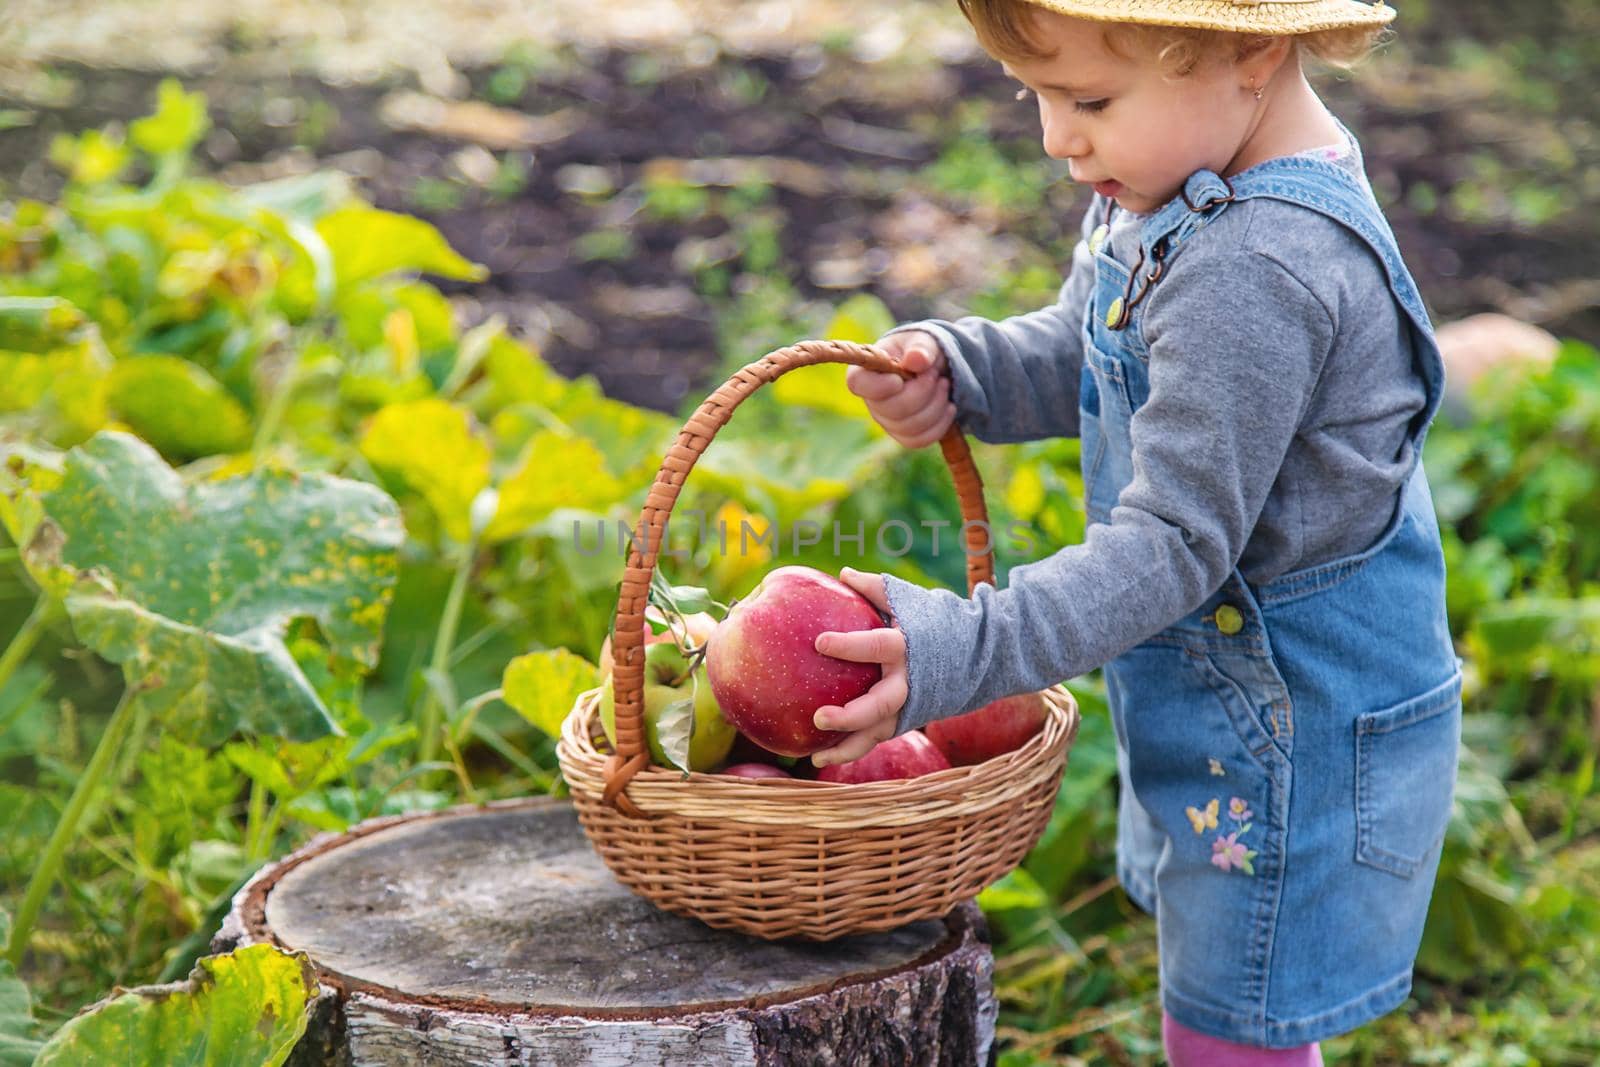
[1021,0,1396,35]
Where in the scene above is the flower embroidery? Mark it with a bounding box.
[1185,797,1219,834]
[1208,758,1226,777]
[1212,832,1257,875]
[1185,793,1260,877]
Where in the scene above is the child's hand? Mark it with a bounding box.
[810,567,908,768]
[851,330,956,449]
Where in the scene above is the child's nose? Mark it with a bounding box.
[1040,112,1090,162]
[1042,127,1090,162]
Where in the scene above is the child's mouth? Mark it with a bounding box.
[1092,180,1124,198]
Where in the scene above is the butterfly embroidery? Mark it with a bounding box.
[1185,798,1219,834]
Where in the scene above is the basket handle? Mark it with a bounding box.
[602,338,995,815]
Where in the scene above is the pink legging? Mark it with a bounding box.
[1163,1012,1324,1066]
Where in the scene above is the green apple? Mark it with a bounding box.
[599,640,736,772]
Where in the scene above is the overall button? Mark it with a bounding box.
[1214,604,1244,635]
[1089,223,1110,254]
[1105,297,1124,328]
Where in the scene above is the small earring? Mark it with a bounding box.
[1252,84,1264,101]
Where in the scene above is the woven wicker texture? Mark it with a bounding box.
[1022,0,1395,35]
[556,338,1080,940]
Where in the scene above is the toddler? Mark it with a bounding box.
[807,1,1463,1062]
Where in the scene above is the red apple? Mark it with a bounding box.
[815,730,951,784]
[721,762,792,779]
[705,565,884,757]
[923,691,1049,766]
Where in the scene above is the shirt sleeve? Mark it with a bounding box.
[883,246,1336,734]
[878,201,1102,445]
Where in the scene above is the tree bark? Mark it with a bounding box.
[214,796,998,1066]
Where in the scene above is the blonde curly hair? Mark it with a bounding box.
[957,0,1387,75]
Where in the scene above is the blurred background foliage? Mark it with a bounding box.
[1,0,1597,1062]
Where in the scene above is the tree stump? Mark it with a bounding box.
[213,797,999,1066]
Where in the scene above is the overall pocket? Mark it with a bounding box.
[1188,649,1293,772]
[1354,670,1462,878]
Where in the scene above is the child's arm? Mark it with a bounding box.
[876,202,1101,445]
[865,243,1338,736]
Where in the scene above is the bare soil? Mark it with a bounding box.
[2,17,1594,414]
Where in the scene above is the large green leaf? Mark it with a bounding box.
[477,333,677,484]
[359,398,490,544]
[485,430,626,542]
[25,431,402,744]
[501,648,598,738]
[0,909,41,1067]
[0,298,113,446]
[0,296,91,352]
[770,294,896,423]
[695,418,899,523]
[317,205,487,292]
[107,354,253,460]
[0,440,63,551]
[33,943,316,1067]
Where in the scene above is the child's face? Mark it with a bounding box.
[1003,12,1263,215]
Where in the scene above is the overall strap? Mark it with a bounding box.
[1134,159,1445,438]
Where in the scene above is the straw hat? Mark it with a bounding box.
[1021,0,1396,35]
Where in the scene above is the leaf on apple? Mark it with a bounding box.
[661,584,713,615]
[648,569,728,621]
[654,686,698,777]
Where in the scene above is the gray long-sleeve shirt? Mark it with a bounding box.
[881,136,1431,734]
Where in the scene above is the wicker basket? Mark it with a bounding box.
[556,338,1080,941]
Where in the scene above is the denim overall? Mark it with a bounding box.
[1080,161,1463,1047]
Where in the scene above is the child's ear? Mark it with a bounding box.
[1236,34,1296,86]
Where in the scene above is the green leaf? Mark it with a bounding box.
[656,581,715,616]
[0,301,113,447]
[485,431,625,542]
[826,292,897,345]
[129,78,210,158]
[223,735,359,798]
[0,297,91,352]
[0,908,41,1067]
[360,398,491,544]
[317,205,488,292]
[770,361,859,419]
[49,128,130,185]
[107,355,253,460]
[27,431,402,745]
[171,840,252,902]
[696,420,898,523]
[0,440,64,550]
[33,943,316,1067]
[1476,596,1600,667]
[977,866,1050,912]
[653,692,696,776]
[501,647,598,738]
[1418,859,1530,982]
[769,293,896,420]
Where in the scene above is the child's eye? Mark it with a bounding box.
[1075,99,1110,114]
